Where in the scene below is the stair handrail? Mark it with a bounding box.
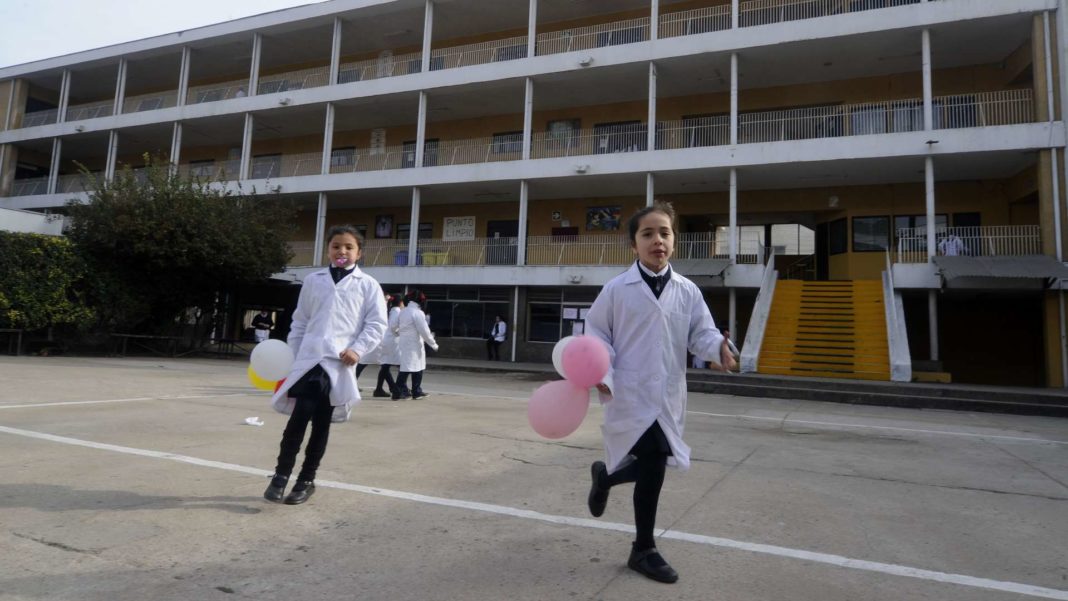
[883,251,912,382]
[740,247,777,373]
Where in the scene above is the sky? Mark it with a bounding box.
[0,0,329,69]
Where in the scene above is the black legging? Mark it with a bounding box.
[604,422,670,551]
[275,369,335,482]
[396,370,422,393]
[357,363,396,393]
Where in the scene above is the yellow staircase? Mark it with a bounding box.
[758,280,891,381]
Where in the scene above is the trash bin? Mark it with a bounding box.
[394,250,408,265]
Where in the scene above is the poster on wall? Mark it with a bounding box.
[375,215,393,239]
[586,206,621,231]
[443,216,476,240]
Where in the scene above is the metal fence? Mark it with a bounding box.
[659,5,732,38]
[338,52,424,83]
[739,0,923,27]
[328,145,415,173]
[895,225,1042,263]
[430,36,529,71]
[536,18,649,56]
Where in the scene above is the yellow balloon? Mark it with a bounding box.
[248,365,276,391]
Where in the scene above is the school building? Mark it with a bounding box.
[1,0,1067,387]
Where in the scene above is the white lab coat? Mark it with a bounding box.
[359,303,396,366]
[585,262,725,474]
[374,306,402,365]
[271,266,388,421]
[396,302,438,372]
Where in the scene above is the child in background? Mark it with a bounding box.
[356,292,401,398]
[394,289,438,400]
[264,225,387,505]
[583,202,736,583]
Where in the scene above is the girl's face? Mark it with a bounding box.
[632,211,674,272]
[328,233,362,267]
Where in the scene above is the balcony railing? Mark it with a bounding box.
[659,5,732,39]
[895,225,1042,263]
[176,159,241,181]
[739,0,924,27]
[424,136,523,167]
[328,145,415,173]
[10,176,49,196]
[531,124,648,159]
[257,65,331,95]
[66,100,114,122]
[122,90,179,114]
[934,90,1034,129]
[20,109,59,128]
[656,115,730,150]
[186,79,248,104]
[536,18,650,56]
[58,171,101,193]
[338,52,423,83]
[360,240,413,267]
[431,36,529,71]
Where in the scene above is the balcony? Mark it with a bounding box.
[66,100,114,122]
[536,18,649,56]
[659,5,733,39]
[329,145,415,173]
[256,65,331,95]
[430,36,530,71]
[176,159,241,181]
[338,52,423,83]
[895,225,1042,263]
[10,176,50,197]
[121,90,179,114]
[186,80,248,105]
[739,0,926,27]
[20,109,59,128]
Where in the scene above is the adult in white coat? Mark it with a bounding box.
[583,203,736,584]
[264,226,387,505]
[394,289,438,399]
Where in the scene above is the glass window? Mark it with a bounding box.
[492,131,523,154]
[852,216,890,252]
[396,222,433,240]
[829,218,848,255]
[529,303,563,342]
[427,299,509,339]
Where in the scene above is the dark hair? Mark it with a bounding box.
[405,289,426,306]
[386,294,403,309]
[627,201,677,244]
[326,224,364,249]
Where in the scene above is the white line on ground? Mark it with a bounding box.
[0,423,1065,600]
[0,393,246,410]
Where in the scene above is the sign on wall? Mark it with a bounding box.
[443,216,476,240]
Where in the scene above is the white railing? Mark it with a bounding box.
[338,52,423,83]
[526,234,632,265]
[677,231,766,264]
[740,247,778,373]
[416,237,520,266]
[10,177,50,196]
[288,241,316,267]
[20,109,59,128]
[58,172,101,193]
[895,225,1042,263]
[656,115,729,150]
[934,89,1034,129]
[360,240,413,267]
[186,79,248,104]
[257,65,331,95]
[425,136,523,167]
[176,159,241,181]
[66,100,113,122]
[122,90,179,114]
[531,124,648,159]
[536,17,650,56]
[273,152,324,178]
[431,36,529,71]
[883,250,911,382]
[740,0,923,27]
[659,5,732,39]
[329,145,415,173]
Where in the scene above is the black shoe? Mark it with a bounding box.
[283,480,315,505]
[263,474,288,503]
[412,390,428,400]
[628,546,678,584]
[373,389,391,398]
[394,389,411,400]
[587,461,609,517]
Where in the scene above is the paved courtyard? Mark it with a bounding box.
[0,356,1066,601]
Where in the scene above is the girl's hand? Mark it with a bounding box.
[719,340,738,372]
[339,349,359,366]
[596,383,611,396]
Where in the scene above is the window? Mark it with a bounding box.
[594,121,646,154]
[402,139,441,167]
[829,218,848,255]
[495,44,527,62]
[529,303,563,342]
[250,154,282,179]
[596,26,645,47]
[423,288,510,339]
[681,113,726,147]
[396,222,433,241]
[492,131,523,155]
[852,216,890,252]
[337,69,361,84]
[330,147,356,170]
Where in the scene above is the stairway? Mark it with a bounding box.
[758,280,890,381]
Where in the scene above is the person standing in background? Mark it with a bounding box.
[252,310,274,343]
[486,314,507,361]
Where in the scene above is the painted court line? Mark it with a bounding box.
[1,424,1066,600]
[688,411,1068,446]
[0,393,246,410]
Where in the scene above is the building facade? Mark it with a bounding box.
[1,0,1066,387]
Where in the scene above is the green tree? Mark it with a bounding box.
[66,155,295,335]
[0,232,93,330]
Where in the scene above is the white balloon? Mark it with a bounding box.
[551,335,575,379]
[250,339,294,381]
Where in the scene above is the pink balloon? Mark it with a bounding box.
[528,380,590,439]
[561,335,610,388]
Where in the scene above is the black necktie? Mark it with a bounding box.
[654,274,667,294]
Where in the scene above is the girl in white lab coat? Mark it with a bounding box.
[263,225,387,505]
[356,293,402,398]
[394,289,438,400]
[584,202,736,584]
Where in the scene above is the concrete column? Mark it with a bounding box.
[113,58,127,116]
[647,62,657,151]
[518,180,529,265]
[527,0,538,60]
[511,287,520,362]
[105,131,119,181]
[1043,13,1063,261]
[170,122,182,169]
[730,53,738,145]
[922,30,933,130]
[408,187,421,266]
[729,168,738,263]
[314,192,328,267]
[3,79,14,130]
[732,0,739,29]
[240,113,254,180]
[330,17,343,85]
[925,157,935,262]
[248,34,262,97]
[650,0,659,41]
[177,47,191,107]
[421,0,434,74]
[415,91,428,167]
[321,103,336,175]
[646,172,655,207]
[522,77,533,160]
[57,70,71,123]
[47,138,61,195]
[729,288,737,346]
[928,290,939,362]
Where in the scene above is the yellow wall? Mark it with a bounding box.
[1045,292,1066,388]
